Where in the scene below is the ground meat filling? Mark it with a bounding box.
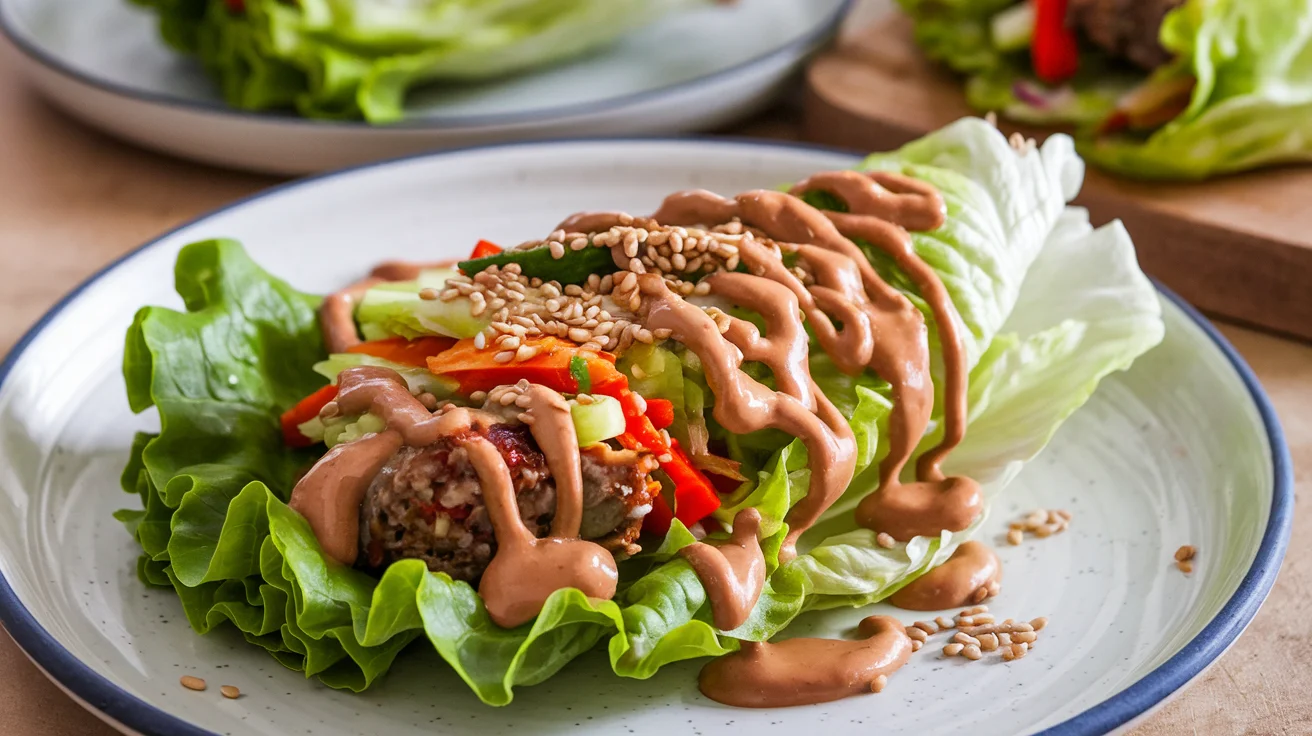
[358,423,659,580]
[1066,0,1184,70]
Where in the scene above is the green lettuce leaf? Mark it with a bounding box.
[721,120,1163,611]
[1080,0,1312,178]
[130,0,711,122]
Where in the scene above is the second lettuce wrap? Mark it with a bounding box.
[901,0,1312,179]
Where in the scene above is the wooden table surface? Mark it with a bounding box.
[1,17,1310,735]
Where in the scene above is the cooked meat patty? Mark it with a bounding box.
[1066,0,1184,70]
[358,423,659,580]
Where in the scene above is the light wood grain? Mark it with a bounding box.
[804,14,1312,342]
[0,17,1309,734]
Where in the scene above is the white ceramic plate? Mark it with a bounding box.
[0,139,1292,736]
[0,0,849,175]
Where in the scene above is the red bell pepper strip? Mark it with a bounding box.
[346,336,457,368]
[609,391,721,532]
[468,240,503,260]
[1032,0,1079,85]
[644,398,675,430]
[224,0,245,12]
[280,384,338,448]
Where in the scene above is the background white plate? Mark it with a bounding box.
[0,0,849,174]
[0,139,1293,736]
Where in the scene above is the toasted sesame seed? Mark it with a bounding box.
[549,241,566,259]
[1012,631,1037,644]
[657,453,674,463]
[498,335,521,350]
[515,345,539,362]
[493,351,514,363]
[962,644,982,661]
[978,633,999,652]
[871,675,888,694]
[876,532,896,549]
[943,643,964,657]
[953,632,980,647]
[418,288,439,301]
[318,401,340,420]
[910,639,923,652]
[180,676,206,691]
[906,627,928,642]
[468,391,487,403]
[935,616,954,630]
[1175,545,1196,562]
[474,332,487,349]
[1177,560,1194,574]
[1007,528,1023,546]
[220,685,240,699]
[1030,617,1048,631]
[912,620,936,635]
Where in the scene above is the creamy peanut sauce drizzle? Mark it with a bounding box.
[698,616,913,708]
[294,169,998,708]
[286,367,616,628]
[888,541,1001,611]
[649,174,982,546]
[679,509,767,631]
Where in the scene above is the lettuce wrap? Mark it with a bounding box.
[128,0,711,122]
[118,118,1164,704]
[900,0,1312,179]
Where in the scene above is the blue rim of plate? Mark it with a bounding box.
[0,0,853,130]
[0,137,1294,736]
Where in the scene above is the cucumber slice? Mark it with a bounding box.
[569,395,626,446]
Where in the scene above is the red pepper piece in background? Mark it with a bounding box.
[1032,0,1079,85]
[644,398,675,430]
[346,336,457,368]
[468,240,503,260]
[280,384,339,447]
[223,0,245,12]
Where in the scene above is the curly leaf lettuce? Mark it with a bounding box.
[121,239,753,703]
[897,0,1312,178]
[130,0,710,122]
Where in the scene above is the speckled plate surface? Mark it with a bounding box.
[0,139,1293,736]
[0,0,849,174]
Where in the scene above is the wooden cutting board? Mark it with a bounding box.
[804,14,1312,341]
